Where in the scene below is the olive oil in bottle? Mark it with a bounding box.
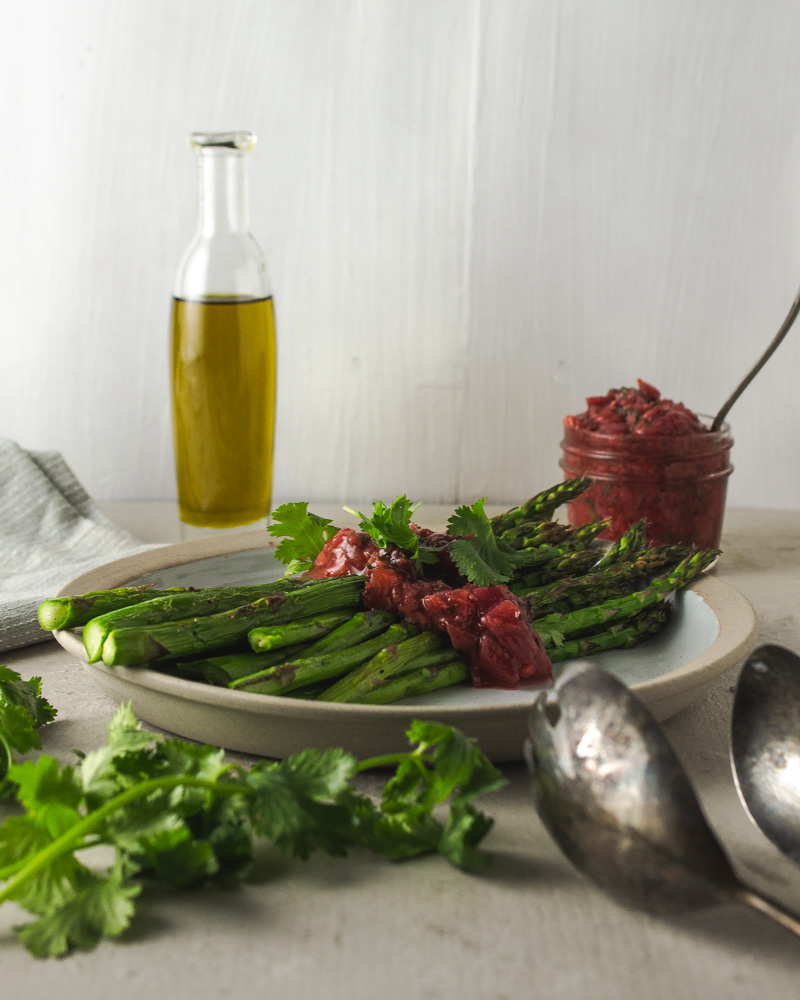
[170,295,276,528]
[170,131,277,528]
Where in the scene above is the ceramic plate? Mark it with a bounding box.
[52,531,759,762]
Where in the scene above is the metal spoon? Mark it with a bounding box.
[524,661,800,936]
[731,643,800,866]
[710,281,800,431]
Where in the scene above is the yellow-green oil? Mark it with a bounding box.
[170,296,276,528]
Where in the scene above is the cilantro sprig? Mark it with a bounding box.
[267,502,339,574]
[0,705,505,958]
[344,496,437,570]
[0,666,57,789]
[446,498,522,587]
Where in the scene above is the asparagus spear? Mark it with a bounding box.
[511,525,608,570]
[281,682,332,700]
[592,519,648,569]
[247,611,353,653]
[169,610,397,686]
[534,550,717,646]
[348,658,469,705]
[490,478,593,534]
[101,576,366,667]
[498,520,577,549]
[513,548,600,588]
[503,519,608,552]
[515,544,693,611]
[83,578,316,663]
[233,622,417,696]
[166,645,306,686]
[548,602,671,662]
[38,586,188,631]
[317,631,455,703]
[284,610,398,657]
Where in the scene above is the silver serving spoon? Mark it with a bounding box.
[731,644,800,866]
[711,281,800,431]
[524,661,800,937]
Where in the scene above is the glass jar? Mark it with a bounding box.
[170,131,276,528]
[559,419,734,549]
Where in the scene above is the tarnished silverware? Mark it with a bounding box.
[524,661,800,937]
[731,644,800,866]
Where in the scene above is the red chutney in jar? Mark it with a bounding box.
[560,380,733,548]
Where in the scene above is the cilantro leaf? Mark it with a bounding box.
[344,496,437,569]
[102,796,188,855]
[78,703,157,804]
[204,794,255,880]
[358,721,507,870]
[16,867,141,959]
[137,830,220,888]
[244,748,361,859]
[403,720,507,806]
[0,703,43,756]
[0,804,88,915]
[0,666,56,727]
[345,496,420,550]
[357,807,443,860]
[267,502,338,573]
[446,498,521,586]
[532,614,565,648]
[0,667,57,789]
[437,803,495,870]
[7,755,83,813]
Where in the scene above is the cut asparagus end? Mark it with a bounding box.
[102,631,170,667]
[83,620,108,663]
[37,599,72,631]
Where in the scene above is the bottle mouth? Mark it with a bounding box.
[190,131,256,152]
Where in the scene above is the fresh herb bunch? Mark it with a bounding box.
[0,666,57,787]
[0,704,505,959]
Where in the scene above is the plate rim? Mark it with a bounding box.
[51,530,759,722]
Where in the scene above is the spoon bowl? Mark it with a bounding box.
[731,644,800,865]
[525,661,800,935]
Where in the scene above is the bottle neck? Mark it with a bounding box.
[197,150,250,235]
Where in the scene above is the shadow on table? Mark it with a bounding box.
[663,901,800,963]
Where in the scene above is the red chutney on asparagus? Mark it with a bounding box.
[305,523,552,689]
[261,488,716,700]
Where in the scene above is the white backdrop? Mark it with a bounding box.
[2,0,800,509]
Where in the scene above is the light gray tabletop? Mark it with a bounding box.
[3,506,800,999]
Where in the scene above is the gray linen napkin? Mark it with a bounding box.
[0,439,155,651]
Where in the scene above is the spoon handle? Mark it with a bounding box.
[710,281,800,431]
[734,886,800,939]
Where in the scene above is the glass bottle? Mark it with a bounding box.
[170,131,277,528]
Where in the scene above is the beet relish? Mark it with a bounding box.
[303,526,552,689]
[561,380,733,548]
[564,379,708,435]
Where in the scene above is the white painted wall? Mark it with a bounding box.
[2,0,799,509]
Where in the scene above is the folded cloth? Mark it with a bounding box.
[0,439,155,651]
